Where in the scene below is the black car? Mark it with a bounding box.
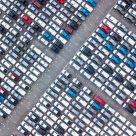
[0,47,5,56]
[8,10,18,20]
[102,64,113,74]
[124,104,134,114]
[68,20,78,30]
[124,81,135,92]
[110,32,121,42]
[49,44,60,53]
[54,125,65,135]
[84,64,95,75]
[0,25,7,35]
[81,46,92,57]
[0,109,8,118]
[54,40,63,49]
[32,23,43,33]
[18,0,29,6]
[113,73,124,83]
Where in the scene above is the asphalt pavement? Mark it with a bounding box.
[1,0,136,135]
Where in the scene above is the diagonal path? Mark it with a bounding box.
[0,0,117,135]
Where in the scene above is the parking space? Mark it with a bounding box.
[0,0,99,118]
[17,70,136,136]
[0,0,136,136]
[113,0,136,26]
[69,12,136,117]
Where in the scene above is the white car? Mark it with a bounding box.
[0,3,7,11]
[24,32,33,40]
[128,8,136,18]
[24,9,36,19]
[30,67,40,76]
[112,95,124,105]
[34,62,45,72]
[5,54,16,65]
[103,19,114,29]
[38,35,49,46]
[9,28,19,36]
[1,82,12,92]
[124,35,135,46]
[1,59,12,69]
[26,71,38,82]
[68,0,79,8]
[0,42,8,51]
[22,76,33,86]
[41,53,52,63]
[36,103,47,113]
[21,121,33,132]
[114,112,126,123]
[35,17,46,28]
[46,3,57,14]
[69,59,81,71]
[0,104,12,115]
[91,77,102,88]
[82,2,93,12]
[52,16,63,26]
[32,129,42,136]
[92,33,103,43]
[113,27,125,38]
[56,34,67,44]
[0,19,10,29]
[37,58,48,68]
[16,63,27,73]
[56,12,68,22]
[32,107,43,118]
[45,26,57,36]
[15,86,26,96]
[30,45,42,55]
[4,99,15,110]
[77,51,88,62]
[106,14,118,24]
[4,77,15,88]
[49,21,60,32]
[104,126,115,136]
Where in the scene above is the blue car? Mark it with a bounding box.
[67,88,77,98]
[80,8,90,16]
[119,47,128,55]
[88,0,97,7]
[132,50,136,56]
[61,31,71,40]
[104,42,114,52]
[111,56,121,64]
[43,32,53,41]
[125,59,135,69]
[92,101,102,110]
[97,29,107,38]
[0,95,5,102]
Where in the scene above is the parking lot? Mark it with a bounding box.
[0,0,136,136]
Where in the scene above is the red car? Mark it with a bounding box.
[101,25,111,33]
[9,73,20,82]
[0,87,9,96]
[22,15,32,24]
[32,0,42,9]
[63,23,73,34]
[93,95,105,106]
[57,0,65,4]
[129,101,136,109]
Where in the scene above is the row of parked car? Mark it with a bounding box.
[0,44,52,118]
[114,0,136,26]
[0,0,97,118]
[69,13,136,116]
[0,0,97,54]
[18,70,136,136]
